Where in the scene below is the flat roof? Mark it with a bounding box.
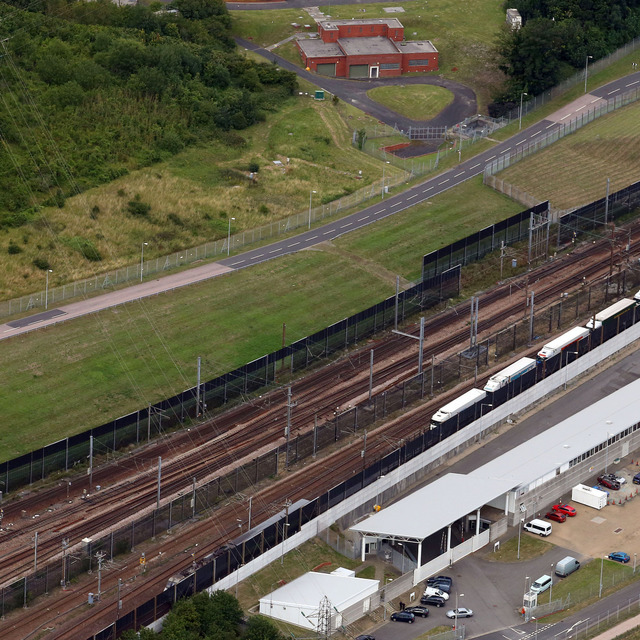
[260,572,379,609]
[351,378,640,542]
[395,40,438,54]
[339,36,399,56]
[297,39,344,57]
[319,18,404,30]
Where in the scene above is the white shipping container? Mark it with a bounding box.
[571,483,607,509]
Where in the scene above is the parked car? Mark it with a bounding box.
[355,636,375,640]
[634,472,640,485]
[602,473,625,484]
[608,551,631,563]
[545,511,567,523]
[405,606,429,618]
[391,611,415,623]
[426,576,453,588]
[423,586,449,600]
[552,504,577,517]
[420,595,446,607]
[597,475,620,490]
[446,608,473,619]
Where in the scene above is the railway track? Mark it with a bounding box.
[2,223,639,639]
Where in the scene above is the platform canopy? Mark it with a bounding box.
[350,473,513,542]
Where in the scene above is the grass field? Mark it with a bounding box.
[0,182,519,462]
[0,94,403,300]
[367,85,455,120]
[497,101,640,210]
[231,0,506,109]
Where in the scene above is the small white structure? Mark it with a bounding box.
[506,8,522,29]
[259,571,379,631]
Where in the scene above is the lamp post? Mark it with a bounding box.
[308,190,317,229]
[517,518,524,559]
[549,564,554,604]
[227,217,235,256]
[599,556,605,597]
[454,592,464,634]
[45,268,53,310]
[381,161,390,199]
[519,92,528,130]
[584,55,593,93]
[280,522,290,565]
[398,542,405,574]
[605,430,610,473]
[563,350,578,390]
[140,242,148,282]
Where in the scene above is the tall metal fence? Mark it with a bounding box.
[0,267,461,495]
[484,85,640,178]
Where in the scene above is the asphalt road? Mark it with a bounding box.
[2,72,639,343]
[372,345,640,640]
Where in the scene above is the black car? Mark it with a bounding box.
[405,606,429,618]
[390,611,415,623]
[634,473,640,485]
[420,595,446,607]
[355,636,375,640]
[426,576,453,588]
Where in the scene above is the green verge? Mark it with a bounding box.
[496,102,640,210]
[0,181,519,462]
[367,85,455,121]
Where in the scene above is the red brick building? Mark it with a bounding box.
[296,19,438,78]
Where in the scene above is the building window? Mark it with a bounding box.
[359,27,363,33]
[380,63,400,70]
[370,26,374,32]
[408,59,428,66]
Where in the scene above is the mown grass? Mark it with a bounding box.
[231,0,506,109]
[367,85,455,120]
[497,101,640,210]
[0,181,519,461]
[0,94,403,300]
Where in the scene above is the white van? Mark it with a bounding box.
[423,586,450,600]
[555,556,580,577]
[523,518,552,536]
[531,574,552,594]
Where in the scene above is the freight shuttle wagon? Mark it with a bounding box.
[585,298,636,330]
[484,357,536,392]
[537,327,589,361]
[430,388,486,429]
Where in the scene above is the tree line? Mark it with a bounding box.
[0,0,297,223]
[491,0,640,114]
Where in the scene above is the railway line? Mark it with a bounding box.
[1,222,639,639]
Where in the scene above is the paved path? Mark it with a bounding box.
[2,72,639,343]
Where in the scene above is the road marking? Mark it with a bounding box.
[438,179,449,185]
[391,202,402,207]
[487,155,496,160]
[230,261,245,265]
[531,131,541,137]
[454,171,465,177]
[358,216,370,221]
[423,187,433,193]
[627,80,639,86]
[289,242,300,247]
[470,163,481,169]
[407,194,419,200]
[253,254,264,259]
[308,235,318,240]
[340,222,352,228]
[323,229,334,235]
[591,98,600,103]
[576,105,585,111]
[547,123,555,128]
[500,147,510,153]
[560,113,571,120]
[516,140,525,145]
[377,208,386,213]
[269,248,282,253]
[608,88,620,94]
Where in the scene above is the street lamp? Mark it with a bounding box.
[454,592,464,634]
[599,556,605,597]
[563,350,578,390]
[398,542,405,574]
[308,190,317,229]
[45,268,53,310]
[280,522,290,565]
[584,55,593,93]
[227,217,235,256]
[140,242,148,282]
[517,518,524,559]
[549,564,554,604]
[519,92,528,130]
[381,161,390,199]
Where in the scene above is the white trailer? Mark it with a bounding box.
[430,388,486,429]
[484,357,536,392]
[537,326,589,360]
[585,298,636,329]
[571,484,607,509]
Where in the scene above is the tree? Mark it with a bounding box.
[193,590,243,638]
[244,616,286,640]
[162,598,201,640]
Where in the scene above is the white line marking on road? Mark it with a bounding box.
[269,248,282,253]
[516,140,525,146]
[377,208,386,213]
[323,229,333,235]
[341,222,352,228]
[454,171,465,177]
[608,88,620,94]
[560,114,571,120]
[531,131,541,137]
[500,147,510,153]
[230,261,245,265]
[487,155,496,160]
[470,163,481,169]
[547,123,555,128]
[438,179,449,185]
[308,235,318,240]
[576,105,585,111]
[358,216,370,221]
[391,202,402,207]
[253,254,264,259]
[627,80,639,86]
[407,194,419,200]
[423,187,433,192]
[289,242,300,247]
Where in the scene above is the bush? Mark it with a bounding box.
[33,257,51,270]
[248,160,259,173]
[8,242,22,254]
[64,236,103,261]
[127,195,151,217]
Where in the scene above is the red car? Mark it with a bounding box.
[552,504,577,517]
[545,511,566,523]
[597,475,620,490]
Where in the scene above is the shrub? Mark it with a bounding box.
[33,257,51,270]
[248,160,260,173]
[64,236,102,261]
[127,195,151,217]
[258,204,269,215]
[90,205,100,219]
[8,242,22,254]
[168,213,184,226]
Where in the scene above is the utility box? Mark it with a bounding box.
[314,90,325,101]
[572,483,607,509]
